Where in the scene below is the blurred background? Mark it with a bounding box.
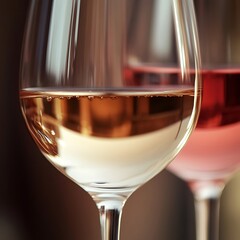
[0,0,240,239]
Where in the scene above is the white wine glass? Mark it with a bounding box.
[168,0,240,239]
[19,0,201,239]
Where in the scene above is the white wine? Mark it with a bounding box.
[20,88,195,194]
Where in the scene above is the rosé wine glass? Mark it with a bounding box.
[168,0,240,240]
[19,0,201,239]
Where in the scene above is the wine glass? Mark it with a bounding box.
[168,0,240,239]
[19,0,201,239]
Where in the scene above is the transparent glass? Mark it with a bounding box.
[19,0,201,239]
[168,0,240,239]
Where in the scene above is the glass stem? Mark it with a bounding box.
[97,200,124,240]
[194,195,220,240]
[189,181,225,240]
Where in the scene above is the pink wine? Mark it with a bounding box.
[169,69,240,181]
[20,87,196,192]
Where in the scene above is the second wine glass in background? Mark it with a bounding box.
[168,0,240,240]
